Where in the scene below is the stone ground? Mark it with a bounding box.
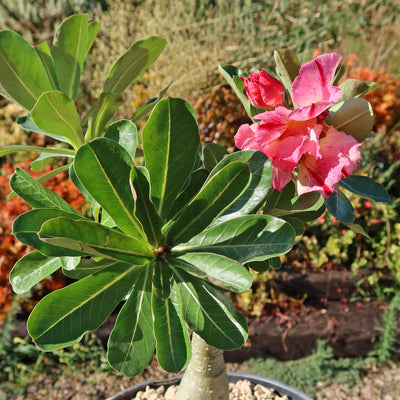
[2,358,400,400]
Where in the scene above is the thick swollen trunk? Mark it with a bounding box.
[174,333,229,400]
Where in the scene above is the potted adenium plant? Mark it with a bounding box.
[0,14,391,400]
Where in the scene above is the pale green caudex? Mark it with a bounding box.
[0,14,392,400]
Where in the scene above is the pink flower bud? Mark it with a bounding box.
[241,70,285,109]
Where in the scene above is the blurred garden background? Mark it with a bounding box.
[0,0,400,399]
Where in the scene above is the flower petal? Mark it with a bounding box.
[234,123,259,150]
[296,125,361,199]
[291,53,342,108]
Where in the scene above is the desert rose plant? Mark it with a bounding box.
[0,14,392,400]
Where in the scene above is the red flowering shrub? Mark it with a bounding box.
[0,161,86,321]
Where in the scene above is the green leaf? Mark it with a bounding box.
[339,175,391,204]
[281,216,305,236]
[347,223,371,239]
[31,91,84,149]
[0,145,74,158]
[108,265,155,376]
[325,189,355,225]
[52,14,89,100]
[86,21,101,56]
[35,41,59,89]
[85,92,124,139]
[17,114,68,143]
[175,214,295,263]
[130,166,163,245]
[152,287,190,372]
[247,257,281,272]
[0,30,52,110]
[172,268,247,350]
[142,98,200,219]
[105,119,138,160]
[263,182,326,222]
[172,252,251,293]
[164,161,251,244]
[27,262,139,350]
[63,258,118,280]
[167,168,209,220]
[10,251,62,294]
[74,138,146,240]
[203,143,228,171]
[131,83,171,123]
[338,79,378,101]
[208,150,272,222]
[103,36,167,95]
[273,49,300,95]
[39,217,154,264]
[31,151,74,172]
[9,168,80,214]
[218,64,259,118]
[152,259,173,300]
[13,209,87,257]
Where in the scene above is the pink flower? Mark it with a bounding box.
[296,125,361,199]
[241,69,285,109]
[235,52,359,199]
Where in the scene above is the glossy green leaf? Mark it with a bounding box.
[28,262,139,350]
[0,30,52,110]
[10,251,62,294]
[39,217,154,264]
[325,189,355,225]
[208,150,272,222]
[142,98,200,219]
[85,92,124,139]
[107,265,155,376]
[35,41,58,89]
[264,182,326,222]
[31,91,84,149]
[281,216,305,236]
[0,145,74,158]
[86,21,101,56]
[164,161,251,244]
[247,257,281,272]
[103,36,166,95]
[172,268,247,350]
[152,287,190,372]
[31,151,74,172]
[167,168,209,220]
[152,259,173,300]
[17,114,68,143]
[105,119,138,160]
[13,209,87,257]
[59,256,81,271]
[63,258,118,280]
[9,168,80,214]
[131,83,171,123]
[74,138,146,240]
[273,49,300,95]
[339,175,391,204]
[218,64,259,118]
[175,214,295,263]
[52,14,89,100]
[130,167,163,245]
[203,143,228,171]
[172,252,251,293]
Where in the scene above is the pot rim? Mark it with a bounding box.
[106,371,314,400]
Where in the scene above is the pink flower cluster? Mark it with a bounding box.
[236,53,361,199]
